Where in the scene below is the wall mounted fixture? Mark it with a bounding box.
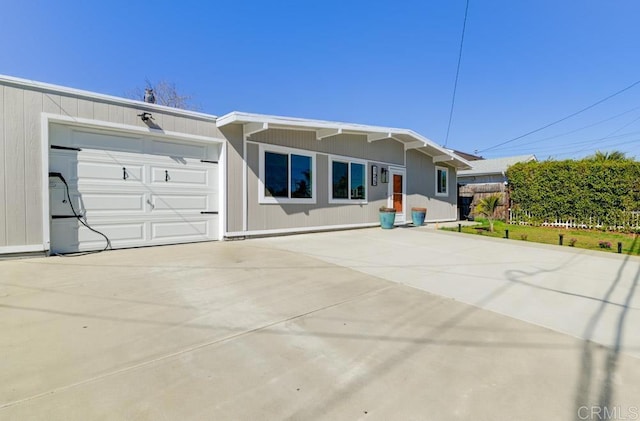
[137,112,154,123]
[371,165,378,186]
[381,167,389,183]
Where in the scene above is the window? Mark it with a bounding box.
[260,145,315,204]
[436,166,448,196]
[265,152,288,197]
[330,158,367,203]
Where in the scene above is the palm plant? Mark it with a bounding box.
[589,150,629,161]
[474,194,502,232]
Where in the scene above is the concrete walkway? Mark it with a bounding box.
[1,230,639,420]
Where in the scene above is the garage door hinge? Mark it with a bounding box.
[51,145,82,152]
[200,159,218,164]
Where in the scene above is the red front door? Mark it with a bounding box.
[393,174,403,213]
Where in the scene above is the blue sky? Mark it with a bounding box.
[1,1,639,159]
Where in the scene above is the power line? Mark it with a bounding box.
[485,105,640,153]
[477,78,640,153]
[443,0,470,148]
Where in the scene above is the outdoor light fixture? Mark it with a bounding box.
[381,167,389,184]
[137,112,154,123]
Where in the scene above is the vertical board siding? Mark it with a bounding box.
[161,114,176,132]
[406,150,457,220]
[0,85,5,246]
[23,90,43,244]
[108,104,125,125]
[4,86,26,245]
[43,93,61,114]
[60,96,78,117]
[219,125,244,232]
[77,98,94,119]
[93,102,109,121]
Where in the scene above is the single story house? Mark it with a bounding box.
[0,75,470,256]
[457,154,536,220]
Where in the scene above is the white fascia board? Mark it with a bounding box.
[0,74,217,121]
[316,128,342,140]
[216,112,407,134]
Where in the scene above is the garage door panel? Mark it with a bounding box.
[151,140,207,160]
[151,195,207,212]
[81,193,146,214]
[50,220,146,253]
[73,130,144,153]
[78,222,146,243]
[151,166,209,186]
[151,220,209,240]
[77,160,144,183]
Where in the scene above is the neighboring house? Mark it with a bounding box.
[457,154,536,220]
[449,149,484,162]
[0,75,471,256]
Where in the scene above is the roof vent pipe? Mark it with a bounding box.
[144,88,156,104]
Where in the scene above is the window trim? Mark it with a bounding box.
[259,144,316,204]
[328,155,368,205]
[435,165,449,197]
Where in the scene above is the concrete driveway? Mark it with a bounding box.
[1,228,639,420]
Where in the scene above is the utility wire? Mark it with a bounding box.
[443,0,470,147]
[485,105,640,153]
[477,78,640,153]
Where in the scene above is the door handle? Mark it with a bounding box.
[123,167,128,180]
[165,170,169,182]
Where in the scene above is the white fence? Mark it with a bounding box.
[508,209,640,230]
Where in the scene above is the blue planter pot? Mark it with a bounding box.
[411,207,427,226]
[379,210,396,229]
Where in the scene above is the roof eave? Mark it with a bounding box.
[217,112,471,169]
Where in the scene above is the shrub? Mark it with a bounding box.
[520,234,528,241]
[598,241,612,249]
[569,238,577,247]
[506,159,640,229]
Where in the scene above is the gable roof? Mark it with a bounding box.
[217,112,472,169]
[458,154,537,177]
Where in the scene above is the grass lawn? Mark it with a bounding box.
[442,219,640,255]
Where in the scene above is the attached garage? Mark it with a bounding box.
[48,124,222,253]
[0,75,225,257]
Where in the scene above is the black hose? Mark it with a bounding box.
[50,173,112,253]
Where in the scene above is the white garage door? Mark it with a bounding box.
[49,125,221,254]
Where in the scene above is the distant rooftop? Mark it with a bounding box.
[449,149,484,161]
[458,154,537,176]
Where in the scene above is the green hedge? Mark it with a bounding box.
[506,160,640,226]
